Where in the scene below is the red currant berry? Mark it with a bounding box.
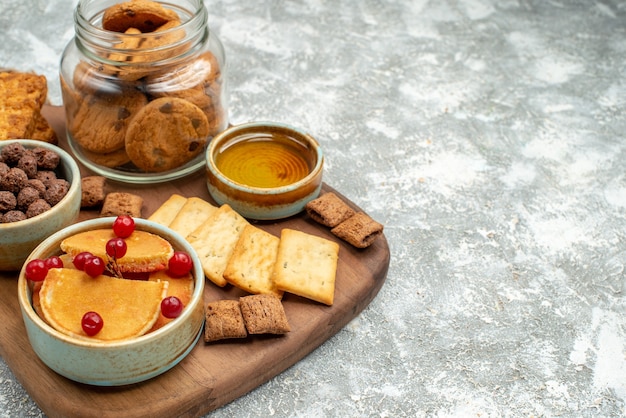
[84,256,105,277]
[106,237,127,259]
[44,256,64,270]
[112,215,135,238]
[168,251,193,277]
[81,311,104,336]
[161,296,183,318]
[73,251,94,270]
[25,259,49,282]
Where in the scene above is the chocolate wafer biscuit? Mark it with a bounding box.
[305,192,355,227]
[331,211,383,249]
[204,299,247,342]
[239,294,290,335]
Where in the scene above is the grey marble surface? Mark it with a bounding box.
[2,0,626,416]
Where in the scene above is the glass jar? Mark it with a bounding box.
[60,0,228,183]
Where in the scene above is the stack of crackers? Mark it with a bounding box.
[148,194,340,306]
[147,192,385,344]
[0,71,57,143]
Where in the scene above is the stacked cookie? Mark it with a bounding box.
[62,0,226,173]
[0,71,57,144]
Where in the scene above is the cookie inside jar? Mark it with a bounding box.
[60,0,228,184]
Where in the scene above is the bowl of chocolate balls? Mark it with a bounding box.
[0,140,81,271]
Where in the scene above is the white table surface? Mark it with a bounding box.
[1,0,625,416]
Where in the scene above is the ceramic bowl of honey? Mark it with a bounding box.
[205,122,324,220]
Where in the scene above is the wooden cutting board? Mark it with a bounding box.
[0,106,390,418]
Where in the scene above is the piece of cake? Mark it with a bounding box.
[60,229,174,273]
[39,268,167,341]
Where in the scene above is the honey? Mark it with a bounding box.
[215,132,313,188]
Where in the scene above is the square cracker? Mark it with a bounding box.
[204,299,247,342]
[168,196,218,238]
[272,229,339,306]
[239,294,290,334]
[148,194,187,226]
[187,204,249,287]
[223,224,283,298]
[305,192,355,227]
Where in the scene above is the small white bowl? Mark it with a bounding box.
[205,122,324,220]
[0,140,81,271]
[17,217,205,386]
